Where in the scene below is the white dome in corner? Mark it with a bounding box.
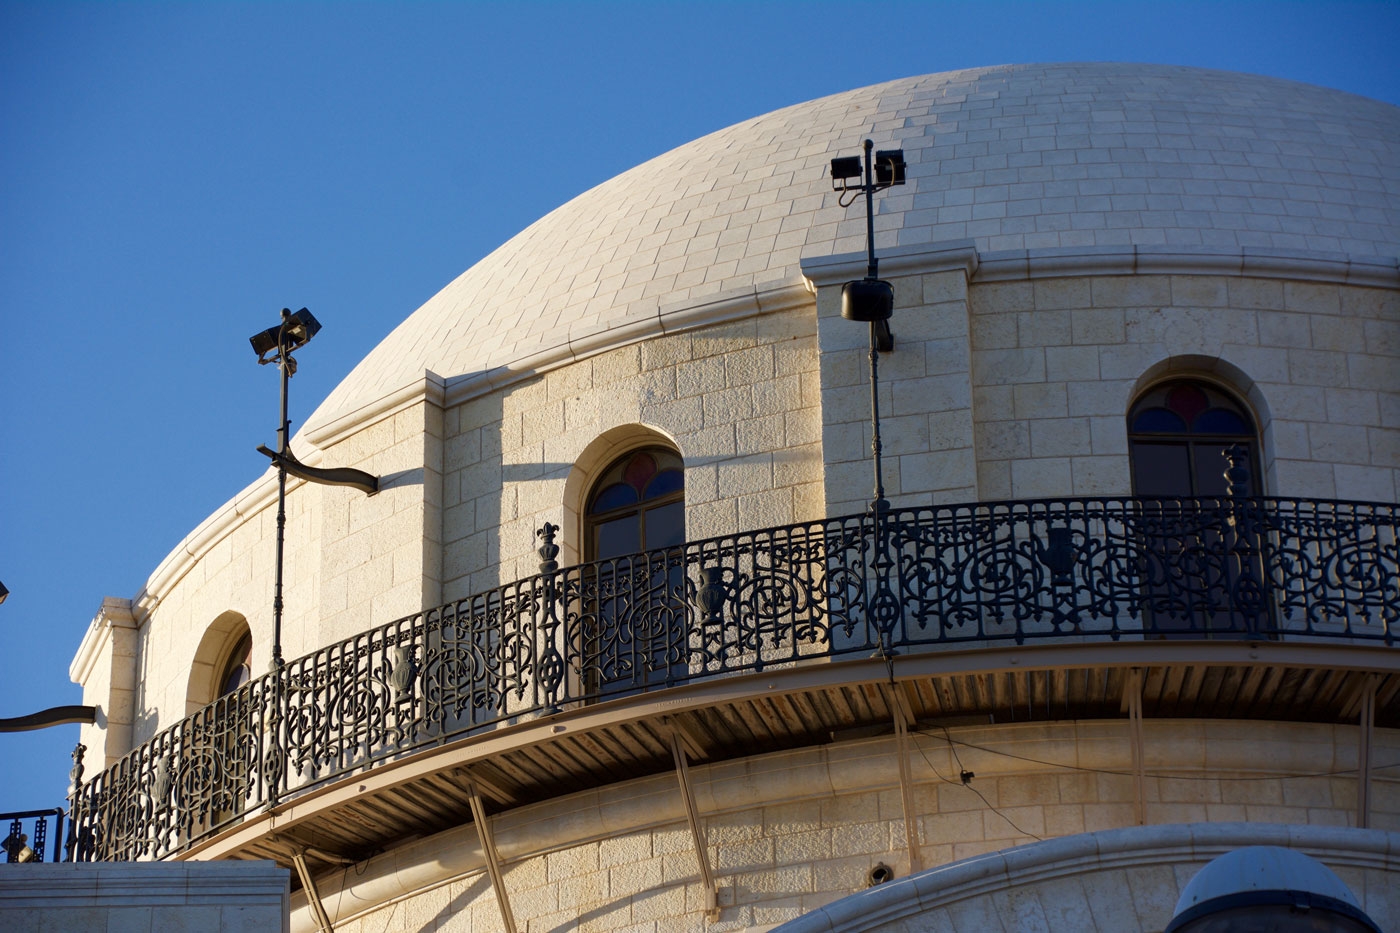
[306,63,1400,436]
[1175,845,1362,910]
[1168,845,1377,931]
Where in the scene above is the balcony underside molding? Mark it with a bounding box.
[180,639,1400,865]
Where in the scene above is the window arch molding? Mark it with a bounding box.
[1128,356,1275,494]
[560,424,683,569]
[186,611,254,715]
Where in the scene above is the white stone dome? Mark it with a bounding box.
[306,63,1400,436]
[1173,846,1364,912]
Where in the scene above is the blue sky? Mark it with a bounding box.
[1,0,1397,817]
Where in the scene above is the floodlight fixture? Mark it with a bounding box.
[829,155,862,185]
[830,146,907,197]
[250,308,322,367]
[874,149,906,187]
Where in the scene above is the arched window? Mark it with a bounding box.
[1128,380,1260,496]
[1128,380,1266,638]
[581,447,687,693]
[186,613,253,714]
[217,632,252,697]
[182,615,254,834]
[586,447,686,560]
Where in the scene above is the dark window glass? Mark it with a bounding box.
[644,500,685,549]
[590,483,637,514]
[1192,445,1233,496]
[218,633,252,697]
[1131,408,1187,434]
[1127,380,1265,639]
[1130,442,1193,497]
[1128,381,1259,497]
[595,515,642,560]
[583,447,686,693]
[1193,409,1250,435]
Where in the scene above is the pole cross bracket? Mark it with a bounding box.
[257,446,379,496]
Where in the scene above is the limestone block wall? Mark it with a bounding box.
[969,273,1399,502]
[308,394,444,649]
[440,301,823,599]
[293,718,1398,933]
[815,264,979,515]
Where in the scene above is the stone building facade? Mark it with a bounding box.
[69,64,1400,932]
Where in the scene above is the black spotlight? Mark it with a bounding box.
[841,277,894,322]
[874,149,906,187]
[250,308,322,364]
[830,155,863,185]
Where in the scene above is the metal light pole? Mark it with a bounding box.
[830,140,906,512]
[830,141,907,656]
[250,309,378,672]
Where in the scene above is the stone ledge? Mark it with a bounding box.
[0,860,289,931]
[973,244,1400,287]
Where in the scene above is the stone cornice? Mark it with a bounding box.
[304,371,448,450]
[431,278,813,411]
[974,244,1400,287]
[802,241,1400,290]
[69,598,136,686]
[800,240,980,286]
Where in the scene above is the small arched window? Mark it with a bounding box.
[585,447,686,560]
[582,446,687,693]
[1128,381,1260,496]
[217,632,252,697]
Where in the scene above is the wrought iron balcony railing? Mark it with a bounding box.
[67,496,1398,862]
[1,808,65,863]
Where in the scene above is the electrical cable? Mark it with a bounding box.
[916,727,1400,782]
[910,727,1044,841]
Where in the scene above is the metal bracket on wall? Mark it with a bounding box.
[291,849,336,933]
[1124,669,1147,826]
[667,720,721,921]
[883,683,924,874]
[465,775,518,933]
[1358,674,1378,829]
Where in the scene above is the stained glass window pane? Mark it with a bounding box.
[645,469,684,500]
[1165,383,1209,423]
[1131,408,1187,434]
[1193,409,1250,435]
[590,482,637,514]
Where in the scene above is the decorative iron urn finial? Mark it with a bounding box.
[537,523,560,573]
[1223,444,1252,497]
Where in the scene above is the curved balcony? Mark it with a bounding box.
[68,496,1399,864]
